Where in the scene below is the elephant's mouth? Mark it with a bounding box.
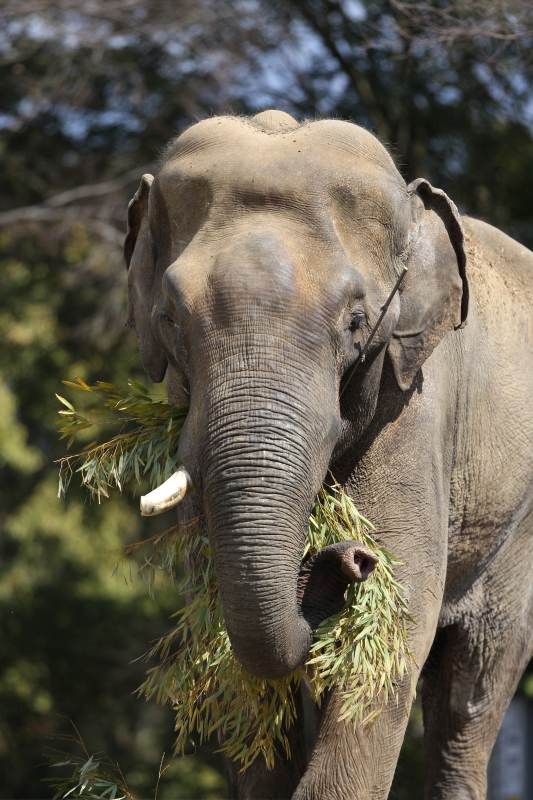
[140,466,378,659]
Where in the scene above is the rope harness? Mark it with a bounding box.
[340,266,408,397]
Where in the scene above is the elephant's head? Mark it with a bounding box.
[125,110,468,679]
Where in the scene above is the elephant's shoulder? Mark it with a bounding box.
[461,215,533,294]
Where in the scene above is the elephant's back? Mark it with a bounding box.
[459,216,533,393]
[462,215,533,320]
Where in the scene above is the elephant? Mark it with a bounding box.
[124,109,533,800]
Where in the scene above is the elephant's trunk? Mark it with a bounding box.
[203,416,316,677]
[195,368,372,679]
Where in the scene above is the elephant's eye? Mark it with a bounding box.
[160,313,178,328]
[348,312,365,332]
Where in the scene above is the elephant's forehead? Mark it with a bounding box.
[159,116,405,204]
[157,117,410,317]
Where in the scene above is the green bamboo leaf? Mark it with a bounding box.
[56,394,76,411]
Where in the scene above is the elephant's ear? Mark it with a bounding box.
[388,178,469,391]
[125,173,168,383]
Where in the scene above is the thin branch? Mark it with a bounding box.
[0,206,124,245]
[0,166,152,246]
[42,165,151,208]
[390,0,533,48]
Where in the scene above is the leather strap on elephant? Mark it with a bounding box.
[340,266,408,397]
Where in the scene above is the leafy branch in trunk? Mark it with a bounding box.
[134,486,415,768]
[57,381,415,768]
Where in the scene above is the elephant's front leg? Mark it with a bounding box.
[293,674,414,800]
[292,537,442,800]
[294,482,446,800]
[222,683,308,800]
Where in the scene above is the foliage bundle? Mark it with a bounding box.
[138,488,415,769]
[57,381,414,769]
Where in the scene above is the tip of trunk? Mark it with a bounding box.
[226,542,377,679]
[297,540,378,630]
[228,616,313,680]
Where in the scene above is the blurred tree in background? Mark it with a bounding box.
[0,1,532,797]
[0,222,226,797]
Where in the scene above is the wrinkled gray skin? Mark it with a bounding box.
[125,110,533,799]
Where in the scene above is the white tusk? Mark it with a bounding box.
[140,466,194,516]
